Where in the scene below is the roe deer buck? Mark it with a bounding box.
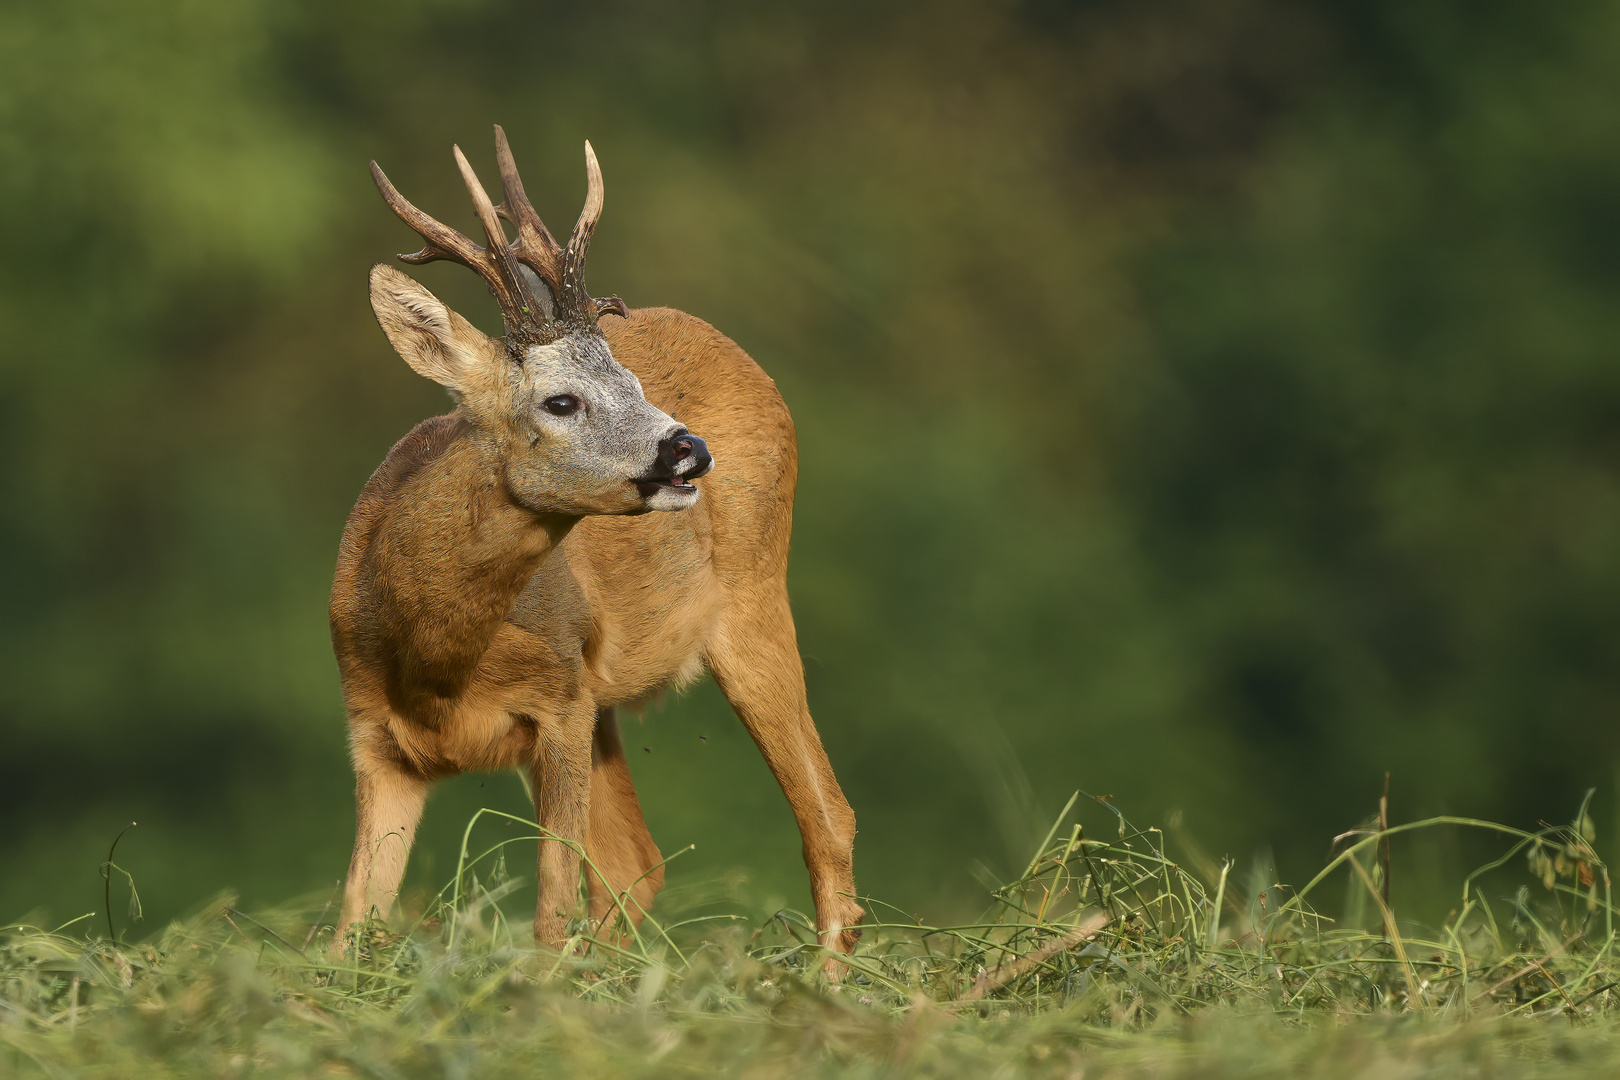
[329,127,861,968]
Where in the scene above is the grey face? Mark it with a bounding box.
[500,332,705,516]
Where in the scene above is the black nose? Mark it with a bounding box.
[658,431,713,478]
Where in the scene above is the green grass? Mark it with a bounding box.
[7,794,1620,1078]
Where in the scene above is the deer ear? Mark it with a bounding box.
[369,264,490,393]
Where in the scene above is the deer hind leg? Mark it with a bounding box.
[335,747,430,953]
[705,584,863,970]
[584,706,665,941]
[528,701,595,949]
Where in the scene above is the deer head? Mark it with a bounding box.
[368,127,711,516]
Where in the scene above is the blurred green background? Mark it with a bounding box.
[4,0,1620,930]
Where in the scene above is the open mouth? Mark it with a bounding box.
[633,475,697,499]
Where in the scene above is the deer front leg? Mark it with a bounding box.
[528,702,595,948]
[585,706,665,940]
[706,585,862,973]
[335,746,430,953]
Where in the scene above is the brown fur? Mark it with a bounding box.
[331,306,861,965]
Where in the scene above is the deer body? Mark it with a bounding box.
[332,133,860,965]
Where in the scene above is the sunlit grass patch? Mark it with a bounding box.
[5,793,1620,1077]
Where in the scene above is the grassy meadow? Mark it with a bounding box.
[7,793,1620,1077]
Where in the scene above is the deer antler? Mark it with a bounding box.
[492,126,564,293]
[493,126,607,330]
[370,128,616,350]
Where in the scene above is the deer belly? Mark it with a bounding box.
[593,642,709,711]
[397,704,543,773]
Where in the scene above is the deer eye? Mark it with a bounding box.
[543,395,581,417]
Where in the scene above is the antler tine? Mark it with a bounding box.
[564,142,605,264]
[575,141,606,242]
[451,145,543,327]
[492,125,564,288]
[556,141,605,319]
[370,160,486,269]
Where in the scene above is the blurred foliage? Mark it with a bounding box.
[2,0,1619,929]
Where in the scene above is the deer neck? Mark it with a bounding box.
[373,431,576,700]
